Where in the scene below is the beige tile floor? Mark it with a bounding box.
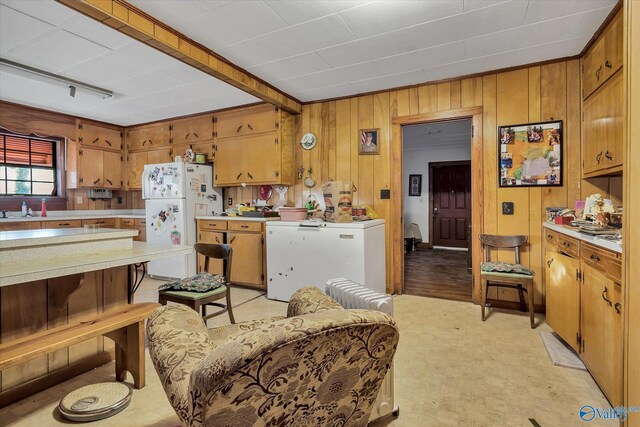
[1,278,616,427]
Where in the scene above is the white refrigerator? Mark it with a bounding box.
[266,219,386,302]
[142,162,222,279]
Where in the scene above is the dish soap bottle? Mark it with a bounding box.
[41,198,47,217]
[21,201,27,217]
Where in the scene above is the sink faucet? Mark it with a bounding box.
[1,210,7,219]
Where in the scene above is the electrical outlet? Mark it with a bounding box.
[228,198,233,206]
[502,202,514,215]
[117,197,123,204]
[76,196,83,204]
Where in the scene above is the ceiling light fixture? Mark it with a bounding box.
[0,58,114,100]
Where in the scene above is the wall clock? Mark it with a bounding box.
[300,132,317,150]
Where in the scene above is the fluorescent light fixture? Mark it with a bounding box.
[0,58,114,100]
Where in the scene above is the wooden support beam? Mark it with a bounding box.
[55,0,302,114]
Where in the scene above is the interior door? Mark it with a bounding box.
[432,162,471,248]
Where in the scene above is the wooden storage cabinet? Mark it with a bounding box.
[196,219,266,289]
[215,133,281,186]
[0,221,41,231]
[43,220,82,228]
[582,10,622,99]
[117,217,146,241]
[126,124,170,151]
[81,218,116,228]
[77,121,123,151]
[67,143,123,189]
[215,105,277,139]
[582,70,624,177]
[545,248,580,352]
[170,115,215,146]
[126,148,173,190]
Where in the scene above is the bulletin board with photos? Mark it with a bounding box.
[498,120,563,187]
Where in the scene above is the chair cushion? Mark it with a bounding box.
[158,273,225,293]
[159,285,227,300]
[481,261,535,276]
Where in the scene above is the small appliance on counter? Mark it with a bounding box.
[142,162,222,279]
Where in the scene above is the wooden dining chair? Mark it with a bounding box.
[479,234,535,328]
[158,243,235,324]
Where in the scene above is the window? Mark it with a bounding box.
[0,133,56,196]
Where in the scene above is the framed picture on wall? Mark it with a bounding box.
[498,120,563,187]
[359,128,379,155]
[409,174,422,196]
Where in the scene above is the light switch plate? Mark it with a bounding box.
[76,196,83,204]
[502,202,514,215]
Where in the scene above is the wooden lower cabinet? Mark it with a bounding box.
[0,221,41,231]
[117,218,146,242]
[196,219,266,289]
[81,218,116,228]
[42,220,82,229]
[581,263,623,407]
[545,249,580,352]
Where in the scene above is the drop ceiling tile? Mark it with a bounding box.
[316,29,416,68]
[275,62,382,93]
[350,69,426,93]
[515,12,587,49]
[247,14,356,62]
[217,40,281,67]
[296,83,357,102]
[5,29,111,74]
[373,41,465,76]
[0,70,69,103]
[98,43,178,77]
[249,52,332,82]
[339,1,464,38]
[61,14,133,50]
[197,0,235,10]
[424,51,514,81]
[575,5,616,36]
[524,0,615,25]
[512,35,590,65]
[59,60,132,87]
[109,72,187,96]
[128,0,211,29]
[169,1,288,49]
[0,0,77,26]
[264,0,365,25]
[409,0,528,50]
[465,29,518,59]
[463,0,509,12]
[0,4,54,53]
[160,63,211,83]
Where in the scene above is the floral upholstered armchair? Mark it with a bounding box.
[147,286,399,427]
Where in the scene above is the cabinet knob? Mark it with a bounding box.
[595,151,603,164]
[595,65,602,80]
[93,178,101,185]
[236,125,243,133]
[604,150,613,160]
[247,172,254,180]
[590,254,600,261]
[236,172,243,180]
[105,139,112,146]
[247,124,253,131]
[547,258,554,267]
[605,60,612,68]
[229,236,236,244]
[602,286,612,307]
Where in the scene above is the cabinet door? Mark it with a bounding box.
[582,37,605,99]
[227,232,263,287]
[215,105,277,138]
[127,151,147,189]
[126,128,144,151]
[147,147,173,164]
[603,10,622,82]
[244,133,280,184]
[127,124,170,150]
[78,148,103,187]
[103,151,122,189]
[581,263,622,406]
[197,231,225,275]
[545,250,580,351]
[171,115,214,145]
[79,122,122,151]
[214,139,244,186]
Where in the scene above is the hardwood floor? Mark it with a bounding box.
[404,248,472,301]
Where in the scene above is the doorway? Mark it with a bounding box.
[402,120,473,301]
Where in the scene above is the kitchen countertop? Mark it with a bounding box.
[0,209,145,222]
[0,227,137,249]
[543,222,622,254]
[196,215,280,222]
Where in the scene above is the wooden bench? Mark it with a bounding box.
[0,303,159,391]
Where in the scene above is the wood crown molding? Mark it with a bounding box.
[55,0,302,114]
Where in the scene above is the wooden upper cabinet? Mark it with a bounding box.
[170,115,215,145]
[243,133,280,184]
[126,124,170,151]
[77,148,104,187]
[583,70,623,177]
[103,151,123,189]
[215,104,278,139]
[214,139,244,186]
[77,121,123,151]
[127,151,147,190]
[582,9,622,99]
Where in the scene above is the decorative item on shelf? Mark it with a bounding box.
[545,206,564,221]
[258,185,273,202]
[297,166,305,180]
[304,167,315,188]
[587,193,615,226]
[273,186,288,209]
[194,153,206,164]
[300,132,317,150]
[498,120,563,187]
[359,128,379,155]
[305,191,324,219]
[408,174,422,196]
[609,207,623,227]
[184,147,195,163]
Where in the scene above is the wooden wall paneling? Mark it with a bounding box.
[528,66,544,306]
[326,102,337,183]
[470,112,483,303]
[496,69,531,301]
[335,99,352,184]
[482,74,498,301]
[566,60,583,212]
[357,95,375,207]
[350,98,360,206]
[437,82,451,111]
[462,77,483,108]
[46,275,82,372]
[408,87,420,115]
[450,81,462,110]
[67,271,103,363]
[1,281,48,391]
[373,92,392,288]
[307,103,323,205]
[418,84,437,114]
[389,91,402,293]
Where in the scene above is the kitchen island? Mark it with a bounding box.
[0,228,192,407]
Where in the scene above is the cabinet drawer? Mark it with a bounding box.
[544,230,558,247]
[557,235,580,258]
[82,218,116,227]
[228,221,262,232]
[119,218,135,227]
[199,220,227,231]
[582,243,621,282]
[135,219,146,227]
[43,220,82,228]
[0,221,41,231]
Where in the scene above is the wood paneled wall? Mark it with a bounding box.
[245,60,589,305]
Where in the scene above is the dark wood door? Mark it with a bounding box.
[432,163,471,248]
